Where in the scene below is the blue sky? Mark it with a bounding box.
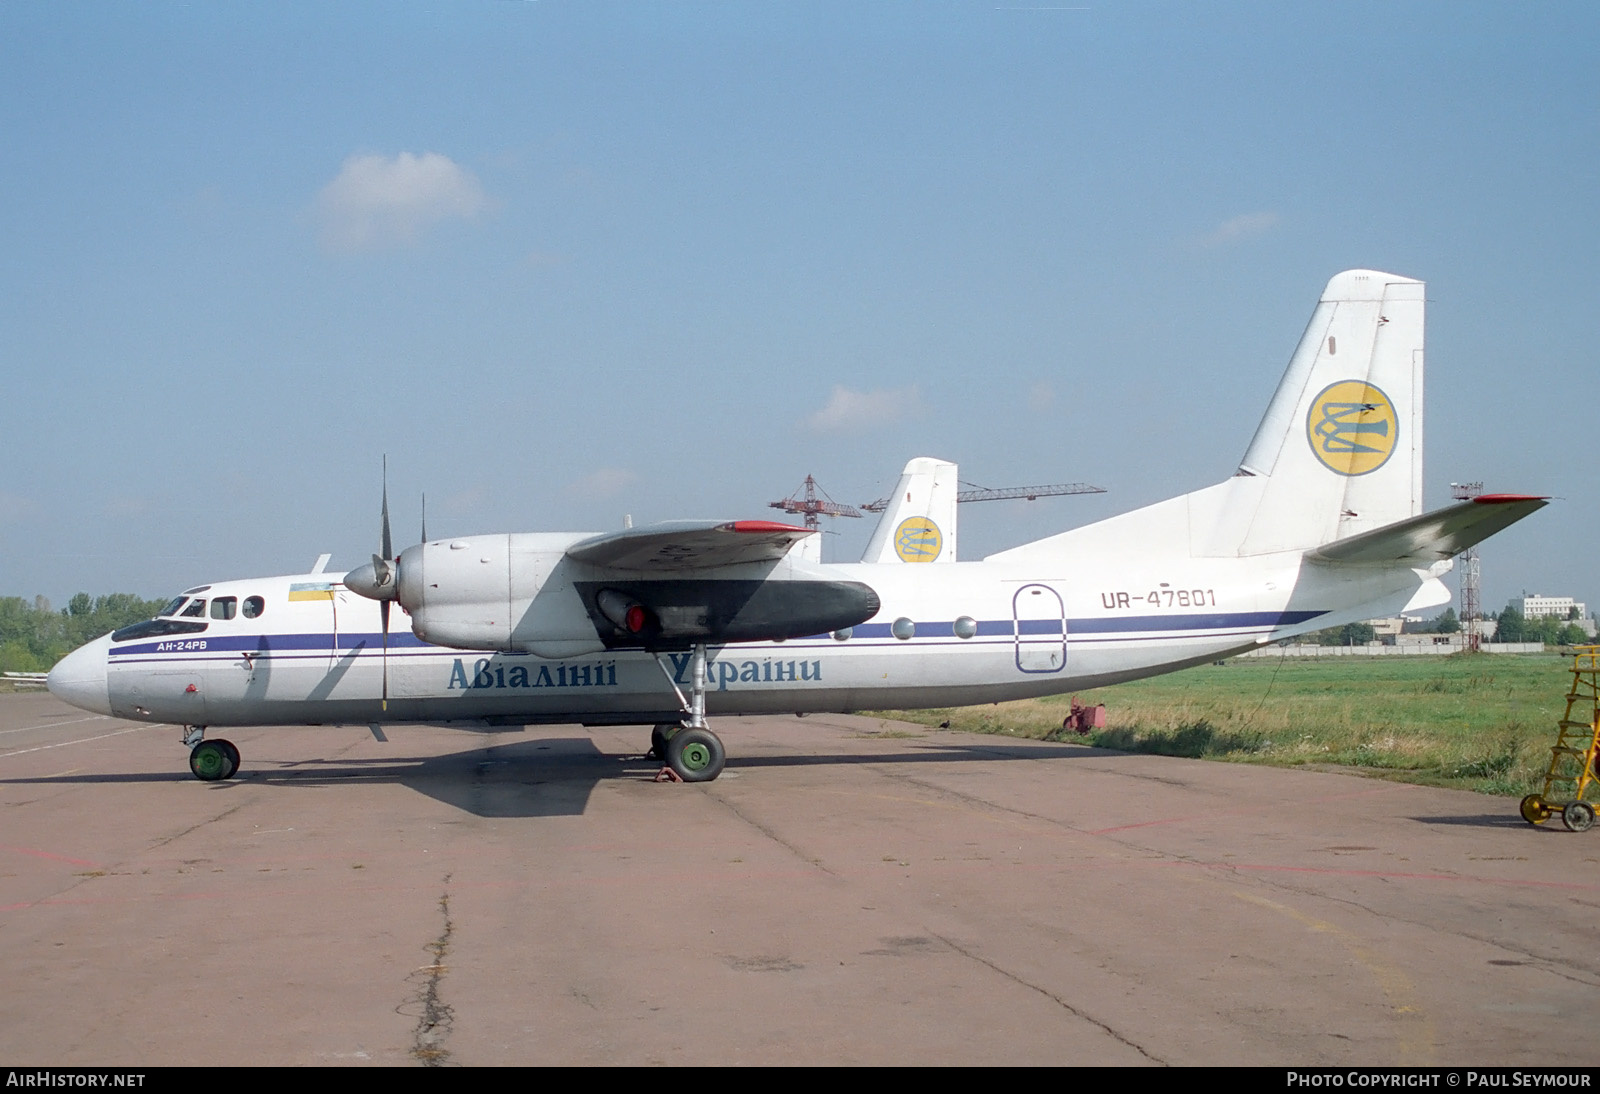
[3,1,1596,617]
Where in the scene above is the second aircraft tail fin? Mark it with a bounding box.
[861,457,959,563]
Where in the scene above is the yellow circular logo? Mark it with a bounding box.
[894,517,942,562]
[1306,380,1398,476]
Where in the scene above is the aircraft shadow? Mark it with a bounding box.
[0,737,1097,818]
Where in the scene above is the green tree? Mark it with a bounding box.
[1494,604,1526,643]
[1315,622,1376,645]
[0,593,167,669]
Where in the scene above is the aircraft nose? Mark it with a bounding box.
[47,635,113,716]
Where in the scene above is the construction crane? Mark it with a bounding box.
[770,475,865,531]
[861,480,1105,512]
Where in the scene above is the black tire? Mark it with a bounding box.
[665,727,726,783]
[189,741,233,782]
[217,739,241,779]
[1561,801,1595,833]
[649,722,675,760]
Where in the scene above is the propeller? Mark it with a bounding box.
[379,458,392,711]
[343,459,401,711]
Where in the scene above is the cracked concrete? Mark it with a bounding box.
[402,875,455,1066]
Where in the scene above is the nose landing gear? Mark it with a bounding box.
[183,727,240,781]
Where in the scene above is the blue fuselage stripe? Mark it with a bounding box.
[106,610,1326,660]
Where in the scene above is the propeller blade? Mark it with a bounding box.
[380,599,390,712]
[421,492,427,543]
[381,455,393,562]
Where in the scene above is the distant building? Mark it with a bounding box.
[1369,617,1407,638]
[1506,595,1597,639]
[1515,594,1586,620]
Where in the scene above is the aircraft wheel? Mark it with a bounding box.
[217,739,241,779]
[1520,795,1552,825]
[189,740,236,782]
[649,722,676,761]
[665,727,725,783]
[1561,801,1596,833]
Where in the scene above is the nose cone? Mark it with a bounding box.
[47,635,113,716]
[344,557,398,602]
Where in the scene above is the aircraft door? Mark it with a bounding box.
[1013,584,1066,674]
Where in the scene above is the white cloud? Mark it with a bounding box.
[806,385,922,433]
[316,152,488,252]
[1196,211,1281,249]
[567,468,638,498]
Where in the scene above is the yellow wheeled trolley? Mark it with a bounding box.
[1521,646,1600,831]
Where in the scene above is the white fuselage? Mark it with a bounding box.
[56,549,1438,730]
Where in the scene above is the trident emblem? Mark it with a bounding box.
[1305,380,1398,476]
[1313,400,1390,455]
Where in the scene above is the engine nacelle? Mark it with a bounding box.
[389,532,880,658]
[399,533,587,652]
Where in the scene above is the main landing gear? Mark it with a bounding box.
[650,643,727,783]
[183,726,240,782]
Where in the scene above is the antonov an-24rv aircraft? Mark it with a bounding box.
[49,270,1544,784]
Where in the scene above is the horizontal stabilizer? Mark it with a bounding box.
[566,520,812,571]
[1308,494,1547,565]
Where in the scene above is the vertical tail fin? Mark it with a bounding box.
[1225,269,1424,555]
[987,270,1427,566]
[861,457,959,563]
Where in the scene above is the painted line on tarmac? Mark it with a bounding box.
[0,845,101,868]
[0,723,166,759]
[0,713,111,738]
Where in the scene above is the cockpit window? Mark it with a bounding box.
[210,597,237,620]
[159,597,186,617]
[111,618,208,643]
[242,596,265,619]
[180,599,207,618]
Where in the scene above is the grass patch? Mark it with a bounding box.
[873,653,1578,795]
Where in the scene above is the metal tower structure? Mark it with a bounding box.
[769,476,864,532]
[1452,482,1484,650]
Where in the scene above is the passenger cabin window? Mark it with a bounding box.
[242,596,265,619]
[180,599,207,618]
[211,597,237,620]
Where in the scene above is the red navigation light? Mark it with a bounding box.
[625,604,647,633]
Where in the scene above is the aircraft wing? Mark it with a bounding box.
[559,520,876,649]
[565,520,815,571]
[1308,494,1548,565]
